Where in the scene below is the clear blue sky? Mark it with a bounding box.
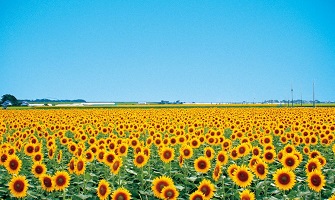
[1,1,334,102]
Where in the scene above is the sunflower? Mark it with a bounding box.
[68,157,76,174]
[204,147,215,160]
[111,156,122,175]
[57,150,63,163]
[117,143,129,157]
[307,170,325,192]
[75,157,86,175]
[33,152,44,162]
[249,156,261,170]
[5,154,22,174]
[32,162,47,178]
[263,150,276,163]
[24,143,35,156]
[134,152,149,168]
[216,151,228,166]
[180,145,193,159]
[252,146,262,157]
[227,163,239,180]
[329,193,335,200]
[0,152,8,165]
[194,156,211,173]
[190,138,201,149]
[111,187,131,200]
[315,155,327,167]
[283,144,295,154]
[237,143,250,157]
[161,185,179,200]
[281,154,299,170]
[253,160,268,180]
[40,174,54,192]
[96,149,105,163]
[305,158,322,173]
[239,189,255,200]
[152,175,174,198]
[54,171,71,191]
[9,175,29,198]
[189,191,205,200]
[97,179,111,200]
[233,165,253,188]
[159,146,175,163]
[197,179,215,199]
[104,151,116,166]
[273,168,296,191]
[85,150,95,162]
[230,148,239,160]
[212,163,222,181]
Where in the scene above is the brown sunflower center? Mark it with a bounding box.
[98,152,104,159]
[194,195,203,200]
[77,161,84,171]
[35,166,43,174]
[14,180,24,192]
[218,154,225,162]
[120,146,126,153]
[56,175,66,186]
[232,150,237,157]
[99,185,107,195]
[136,156,144,164]
[164,151,172,159]
[237,171,249,182]
[311,174,321,186]
[265,152,273,160]
[206,150,212,157]
[113,161,120,170]
[253,149,259,155]
[257,165,265,175]
[308,163,317,172]
[239,147,246,154]
[107,155,114,163]
[286,147,293,153]
[1,154,7,162]
[241,195,251,200]
[27,146,34,153]
[10,159,18,170]
[200,185,210,195]
[86,153,92,159]
[285,158,295,166]
[116,193,126,200]
[165,189,174,197]
[70,160,75,170]
[35,154,42,161]
[183,149,190,156]
[278,173,290,185]
[157,181,168,192]
[198,160,207,169]
[44,177,52,187]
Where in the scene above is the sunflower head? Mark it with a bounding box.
[233,165,253,188]
[32,162,47,178]
[111,187,131,200]
[9,175,29,198]
[40,174,54,192]
[273,167,296,191]
[194,156,211,173]
[97,179,111,200]
[307,169,325,192]
[239,189,255,200]
[161,185,179,200]
[53,171,71,191]
[197,179,215,199]
[151,175,174,198]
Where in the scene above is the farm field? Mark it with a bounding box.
[1,108,335,200]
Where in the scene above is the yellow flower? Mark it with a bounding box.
[9,175,29,198]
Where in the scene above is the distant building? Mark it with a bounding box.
[21,101,29,106]
[1,100,12,109]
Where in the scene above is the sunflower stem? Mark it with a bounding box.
[221,176,225,198]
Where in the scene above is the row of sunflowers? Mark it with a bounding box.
[0,108,335,199]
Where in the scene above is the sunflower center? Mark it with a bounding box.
[200,185,210,195]
[113,161,120,170]
[10,160,18,169]
[164,151,171,159]
[86,153,92,159]
[99,185,107,195]
[56,175,65,186]
[239,147,245,154]
[198,161,207,169]
[166,190,173,197]
[44,177,52,187]
[107,155,114,162]
[257,165,265,175]
[311,175,321,186]
[35,166,43,174]
[98,152,104,159]
[27,146,34,153]
[242,195,251,200]
[120,146,126,153]
[286,147,292,153]
[77,161,84,171]
[253,149,259,156]
[1,154,7,162]
[157,182,168,192]
[194,196,203,200]
[117,194,125,200]
[70,161,75,170]
[218,155,225,162]
[14,180,24,192]
[308,163,317,172]
[35,155,41,161]
[286,158,294,166]
[278,173,290,185]
[265,153,273,160]
[206,150,211,157]
[137,156,144,164]
[184,149,190,156]
[232,150,237,157]
[238,171,249,182]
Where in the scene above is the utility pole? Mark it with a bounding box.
[313,81,315,108]
[291,85,293,107]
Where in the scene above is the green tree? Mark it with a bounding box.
[1,94,20,106]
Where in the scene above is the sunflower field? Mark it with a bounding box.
[1,108,335,200]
